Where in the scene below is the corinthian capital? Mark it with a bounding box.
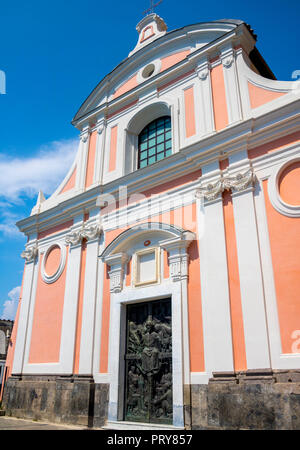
[21,244,38,262]
[195,179,224,201]
[65,230,82,246]
[65,223,102,247]
[223,169,256,192]
[81,224,102,242]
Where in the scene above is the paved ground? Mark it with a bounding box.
[0,415,91,430]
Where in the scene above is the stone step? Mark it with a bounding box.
[103,421,185,431]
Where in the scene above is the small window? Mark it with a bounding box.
[142,64,155,79]
[138,116,172,169]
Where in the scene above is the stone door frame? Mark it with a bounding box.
[107,281,185,427]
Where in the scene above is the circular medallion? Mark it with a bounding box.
[41,242,66,284]
[278,161,300,206]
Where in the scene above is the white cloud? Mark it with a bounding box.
[1,286,20,320]
[0,137,78,238]
[0,137,78,202]
[0,207,23,238]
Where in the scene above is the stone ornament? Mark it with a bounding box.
[108,268,124,293]
[198,68,209,80]
[65,223,102,247]
[81,224,102,241]
[104,252,129,293]
[195,179,224,201]
[195,169,256,201]
[222,56,234,68]
[168,253,189,282]
[65,230,82,246]
[97,123,105,135]
[80,132,89,143]
[223,169,256,192]
[160,232,195,282]
[21,244,38,263]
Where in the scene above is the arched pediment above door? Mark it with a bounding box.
[100,222,196,292]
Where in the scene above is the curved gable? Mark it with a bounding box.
[72,19,245,126]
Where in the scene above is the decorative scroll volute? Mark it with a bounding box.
[21,244,38,263]
[195,168,256,201]
[103,252,129,293]
[65,223,102,247]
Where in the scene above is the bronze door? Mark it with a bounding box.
[124,298,172,424]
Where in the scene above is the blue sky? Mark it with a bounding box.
[0,0,299,320]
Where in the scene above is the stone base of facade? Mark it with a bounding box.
[3,370,300,429]
[191,369,300,430]
[2,375,109,428]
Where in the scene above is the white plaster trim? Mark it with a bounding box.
[220,45,242,125]
[196,58,215,135]
[22,258,40,371]
[268,156,300,217]
[13,259,39,374]
[94,373,110,383]
[190,372,210,384]
[254,177,300,370]
[17,102,300,236]
[101,181,197,232]
[22,242,83,374]
[196,162,234,377]
[228,157,271,370]
[58,243,82,373]
[92,240,106,379]
[22,363,62,374]
[78,237,100,374]
[41,242,66,284]
[93,118,106,186]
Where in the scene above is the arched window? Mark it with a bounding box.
[138,116,172,169]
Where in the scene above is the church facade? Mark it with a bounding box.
[3,14,300,429]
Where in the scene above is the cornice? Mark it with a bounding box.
[72,24,254,128]
[17,106,300,238]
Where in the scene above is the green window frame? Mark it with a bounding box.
[138,116,172,169]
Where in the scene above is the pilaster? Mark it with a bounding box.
[196,57,215,135]
[228,154,271,369]
[12,242,39,374]
[195,162,234,376]
[220,45,243,125]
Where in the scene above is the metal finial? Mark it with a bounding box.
[143,0,163,16]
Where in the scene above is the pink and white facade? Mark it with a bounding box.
[3,15,300,430]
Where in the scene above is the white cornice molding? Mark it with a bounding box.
[16,104,300,238]
[72,24,251,128]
